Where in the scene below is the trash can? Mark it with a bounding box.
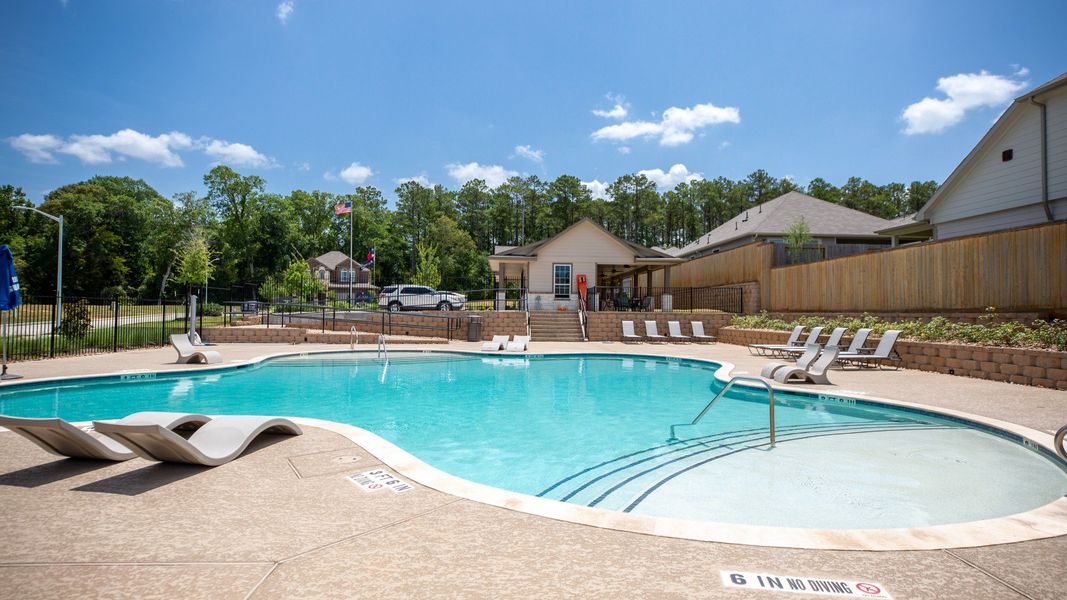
[467,315,483,342]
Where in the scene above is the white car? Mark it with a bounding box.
[378,285,467,312]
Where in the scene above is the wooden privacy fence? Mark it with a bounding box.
[769,221,1067,312]
[653,221,1067,313]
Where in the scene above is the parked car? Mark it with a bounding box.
[378,285,467,312]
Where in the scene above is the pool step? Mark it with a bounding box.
[538,421,957,513]
[529,311,584,342]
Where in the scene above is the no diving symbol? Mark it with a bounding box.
[856,583,881,594]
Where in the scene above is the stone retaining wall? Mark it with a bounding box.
[719,327,1067,389]
[766,311,1045,324]
[586,312,734,341]
[226,310,529,342]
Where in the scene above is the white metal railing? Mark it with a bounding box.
[1055,424,1067,461]
[377,333,388,362]
[350,326,358,349]
[669,376,776,446]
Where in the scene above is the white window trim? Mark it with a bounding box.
[553,263,572,299]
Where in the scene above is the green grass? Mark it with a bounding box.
[7,317,226,362]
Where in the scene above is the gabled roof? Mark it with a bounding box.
[673,191,894,257]
[490,217,680,261]
[309,251,368,271]
[916,71,1067,220]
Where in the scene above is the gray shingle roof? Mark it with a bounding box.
[491,217,678,260]
[673,191,894,257]
[310,251,367,271]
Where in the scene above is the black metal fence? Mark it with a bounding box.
[587,286,744,313]
[221,301,466,341]
[0,295,194,363]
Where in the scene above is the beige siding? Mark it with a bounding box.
[526,221,636,307]
[929,88,1067,238]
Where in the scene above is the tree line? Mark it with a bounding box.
[0,166,937,299]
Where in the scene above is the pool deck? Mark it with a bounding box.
[0,341,1065,599]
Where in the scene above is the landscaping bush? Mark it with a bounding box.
[201,302,224,317]
[58,298,93,339]
[730,310,1067,351]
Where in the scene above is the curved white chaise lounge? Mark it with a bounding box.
[0,412,211,461]
[94,416,302,466]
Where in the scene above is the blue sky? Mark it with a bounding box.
[2,0,1065,204]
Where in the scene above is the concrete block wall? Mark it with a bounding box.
[718,327,1067,390]
[202,326,306,344]
[585,312,733,341]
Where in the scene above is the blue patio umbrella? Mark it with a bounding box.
[0,244,23,380]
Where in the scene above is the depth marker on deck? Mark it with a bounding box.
[720,571,891,598]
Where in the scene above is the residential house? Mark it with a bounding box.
[671,191,897,263]
[306,251,376,301]
[884,72,1067,241]
[488,218,683,310]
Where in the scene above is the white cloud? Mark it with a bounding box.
[395,175,432,187]
[8,134,63,163]
[617,146,631,155]
[901,69,1028,135]
[201,138,273,168]
[637,164,703,189]
[331,162,373,186]
[592,94,629,119]
[1011,64,1029,77]
[592,101,740,146]
[295,161,311,171]
[582,179,609,200]
[446,162,517,188]
[8,128,276,169]
[718,140,731,150]
[276,1,294,24]
[513,144,544,163]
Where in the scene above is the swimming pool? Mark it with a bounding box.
[2,351,1065,530]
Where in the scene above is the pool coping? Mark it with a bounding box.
[4,347,1067,551]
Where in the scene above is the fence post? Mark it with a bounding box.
[161,301,167,345]
[49,297,57,358]
[322,305,326,333]
[112,297,119,352]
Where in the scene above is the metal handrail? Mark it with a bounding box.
[1055,424,1067,461]
[350,326,357,350]
[670,376,776,446]
[377,334,388,361]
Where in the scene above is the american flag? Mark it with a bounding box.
[334,200,352,215]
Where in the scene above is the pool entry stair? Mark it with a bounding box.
[670,376,776,445]
[537,420,958,514]
[529,311,585,342]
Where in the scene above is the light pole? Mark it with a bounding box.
[14,206,63,327]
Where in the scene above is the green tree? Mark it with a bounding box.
[203,166,265,280]
[413,241,441,289]
[171,237,215,297]
[784,217,816,264]
[427,216,490,288]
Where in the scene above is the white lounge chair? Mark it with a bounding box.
[755,326,824,358]
[621,321,641,341]
[837,330,902,369]
[690,321,716,342]
[748,326,804,356]
[761,343,820,379]
[170,334,221,364]
[0,412,211,462]
[94,416,302,467]
[506,335,531,352]
[666,321,690,341]
[842,328,873,355]
[481,335,509,352]
[644,321,666,341]
[782,327,846,355]
[774,346,840,384]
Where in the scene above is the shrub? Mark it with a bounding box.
[201,302,224,317]
[728,311,1067,351]
[58,298,93,339]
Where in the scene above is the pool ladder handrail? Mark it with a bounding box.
[350,326,358,350]
[670,376,776,446]
[1055,424,1067,461]
[377,334,388,362]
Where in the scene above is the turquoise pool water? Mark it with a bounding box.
[2,351,1065,529]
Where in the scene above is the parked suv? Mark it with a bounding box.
[378,285,467,312]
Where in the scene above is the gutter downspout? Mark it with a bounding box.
[1030,96,1054,221]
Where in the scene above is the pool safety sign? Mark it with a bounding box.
[348,469,414,493]
[721,571,891,598]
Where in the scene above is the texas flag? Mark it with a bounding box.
[365,248,375,266]
[334,200,352,215]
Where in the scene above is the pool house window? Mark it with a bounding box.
[553,264,572,298]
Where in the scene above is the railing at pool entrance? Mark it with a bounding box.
[669,376,776,446]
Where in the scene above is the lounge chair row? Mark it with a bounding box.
[749,326,902,369]
[481,335,531,352]
[622,320,716,342]
[760,343,839,384]
[0,412,301,466]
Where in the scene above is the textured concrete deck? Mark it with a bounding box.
[0,341,1065,598]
